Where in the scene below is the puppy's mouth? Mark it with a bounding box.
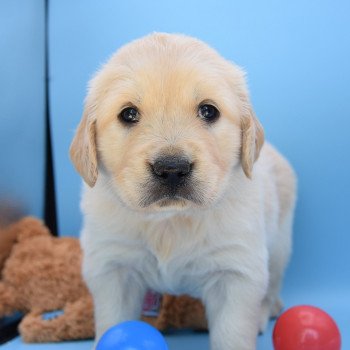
[138,180,203,208]
[156,197,188,208]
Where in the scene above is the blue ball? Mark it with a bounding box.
[96,320,169,350]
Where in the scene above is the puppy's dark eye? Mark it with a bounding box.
[119,107,139,124]
[198,104,219,123]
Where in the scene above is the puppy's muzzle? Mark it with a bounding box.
[140,155,201,207]
[151,156,192,187]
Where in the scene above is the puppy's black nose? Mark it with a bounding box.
[151,156,192,186]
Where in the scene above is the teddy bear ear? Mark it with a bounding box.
[16,217,51,242]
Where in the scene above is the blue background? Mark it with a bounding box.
[1,0,350,349]
[0,0,45,220]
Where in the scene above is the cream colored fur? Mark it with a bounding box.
[70,33,296,350]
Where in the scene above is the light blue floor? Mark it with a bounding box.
[2,291,349,350]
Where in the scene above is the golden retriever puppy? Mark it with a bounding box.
[70,33,296,350]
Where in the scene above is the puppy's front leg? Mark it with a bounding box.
[203,274,266,350]
[85,264,146,346]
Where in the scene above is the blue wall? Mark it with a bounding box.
[49,0,350,296]
[0,0,45,220]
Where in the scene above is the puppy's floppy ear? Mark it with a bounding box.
[241,103,264,178]
[69,102,98,187]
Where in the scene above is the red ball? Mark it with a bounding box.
[273,305,341,350]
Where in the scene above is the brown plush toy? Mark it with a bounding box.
[0,217,207,343]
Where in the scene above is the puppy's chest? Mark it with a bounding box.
[139,220,208,295]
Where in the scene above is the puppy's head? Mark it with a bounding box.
[70,33,264,212]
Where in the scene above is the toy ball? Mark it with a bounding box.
[96,320,169,350]
[273,305,341,350]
